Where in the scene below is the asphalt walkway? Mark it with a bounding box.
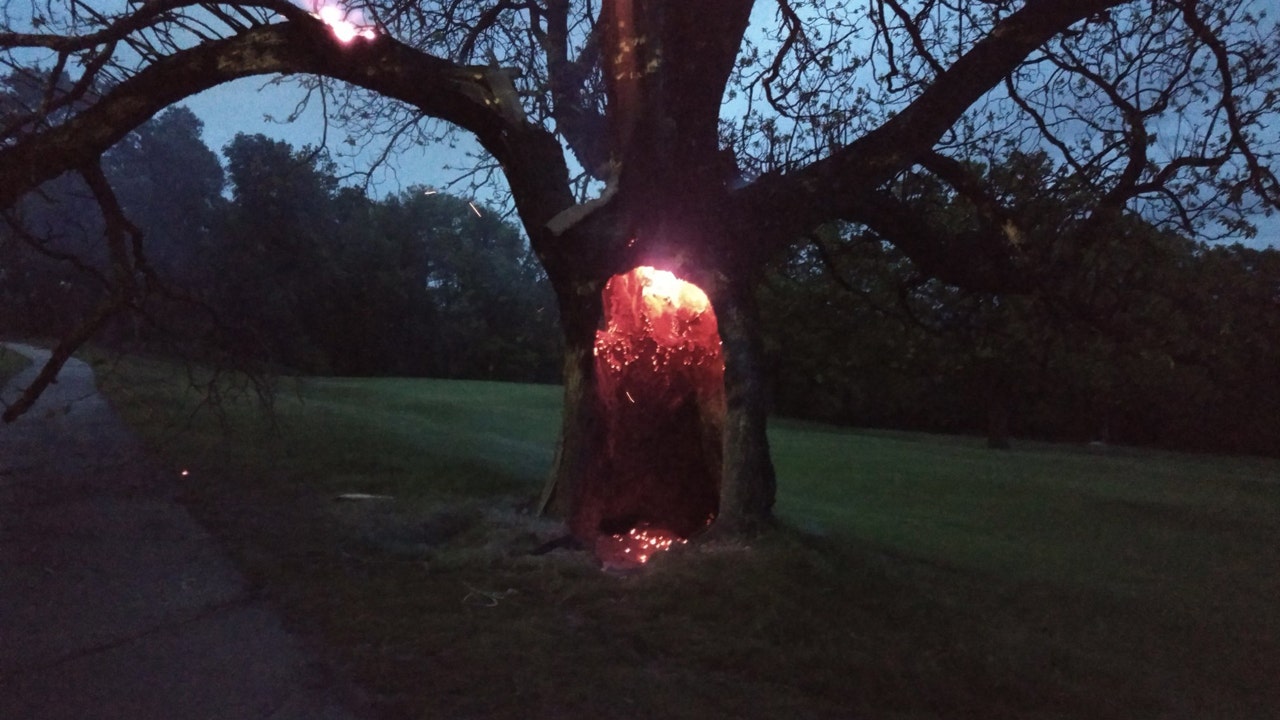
[0,343,371,720]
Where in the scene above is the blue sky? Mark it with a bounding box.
[181,78,473,199]
[174,28,1279,250]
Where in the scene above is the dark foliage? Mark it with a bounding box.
[0,113,561,384]
[762,158,1280,456]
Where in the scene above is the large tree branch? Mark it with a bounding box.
[539,0,608,177]
[2,158,135,423]
[731,0,1125,264]
[1175,0,1280,209]
[0,292,121,423]
[0,16,574,234]
[845,190,1033,294]
[919,151,1023,245]
[0,0,298,52]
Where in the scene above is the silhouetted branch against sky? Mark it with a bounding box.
[1,0,1277,246]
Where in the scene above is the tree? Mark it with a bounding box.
[104,107,225,282]
[376,189,561,382]
[213,133,347,369]
[2,1,1278,543]
[209,136,560,377]
[761,164,1280,456]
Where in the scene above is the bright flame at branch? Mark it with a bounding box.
[308,2,377,42]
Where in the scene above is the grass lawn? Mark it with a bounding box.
[95,353,1280,719]
[0,344,32,388]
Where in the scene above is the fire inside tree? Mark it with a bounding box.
[583,266,724,565]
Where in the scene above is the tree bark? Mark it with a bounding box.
[713,274,777,533]
[537,277,605,523]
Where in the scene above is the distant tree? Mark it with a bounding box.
[0,171,102,337]
[0,68,106,337]
[205,134,558,378]
[762,159,1280,456]
[104,107,225,283]
[377,190,561,382]
[211,133,343,369]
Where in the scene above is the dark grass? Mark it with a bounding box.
[0,344,32,388]
[95,353,1280,720]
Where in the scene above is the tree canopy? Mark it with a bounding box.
[4,1,1277,265]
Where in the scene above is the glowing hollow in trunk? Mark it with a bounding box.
[581,266,725,564]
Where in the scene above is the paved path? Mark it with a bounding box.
[0,343,371,720]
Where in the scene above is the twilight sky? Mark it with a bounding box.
[178,58,1280,250]
[180,77,474,199]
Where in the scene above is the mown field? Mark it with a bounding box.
[0,344,31,388]
[93,352,1280,720]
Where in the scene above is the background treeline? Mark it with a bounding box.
[761,154,1280,457]
[2,107,1277,456]
[0,107,561,382]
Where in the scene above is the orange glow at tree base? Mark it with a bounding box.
[595,523,690,570]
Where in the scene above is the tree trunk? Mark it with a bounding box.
[985,361,1013,450]
[537,278,605,521]
[534,0,771,547]
[714,275,777,533]
[986,400,1012,450]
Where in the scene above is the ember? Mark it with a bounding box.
[595,522,689,569]
[308,2,377,42]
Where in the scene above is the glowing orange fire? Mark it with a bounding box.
[593,265,721,380]
[308,2,377,42]
[638,266,710,315]
[580,265,724,566]
[596,523,688,569]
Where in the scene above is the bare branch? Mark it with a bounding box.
[734,0,1127,261]
[0,16,573,236]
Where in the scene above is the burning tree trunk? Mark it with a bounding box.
[712,277,778,532]
[533,0,773,555]
[582,267,724,544]
[538,255,777,551]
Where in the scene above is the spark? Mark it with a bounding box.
[309,3,377,43]
[180,469,190,477]
[468,201,483,217]
[625,390,635,403]
[602,524,688,566]
[423,188,438,196]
